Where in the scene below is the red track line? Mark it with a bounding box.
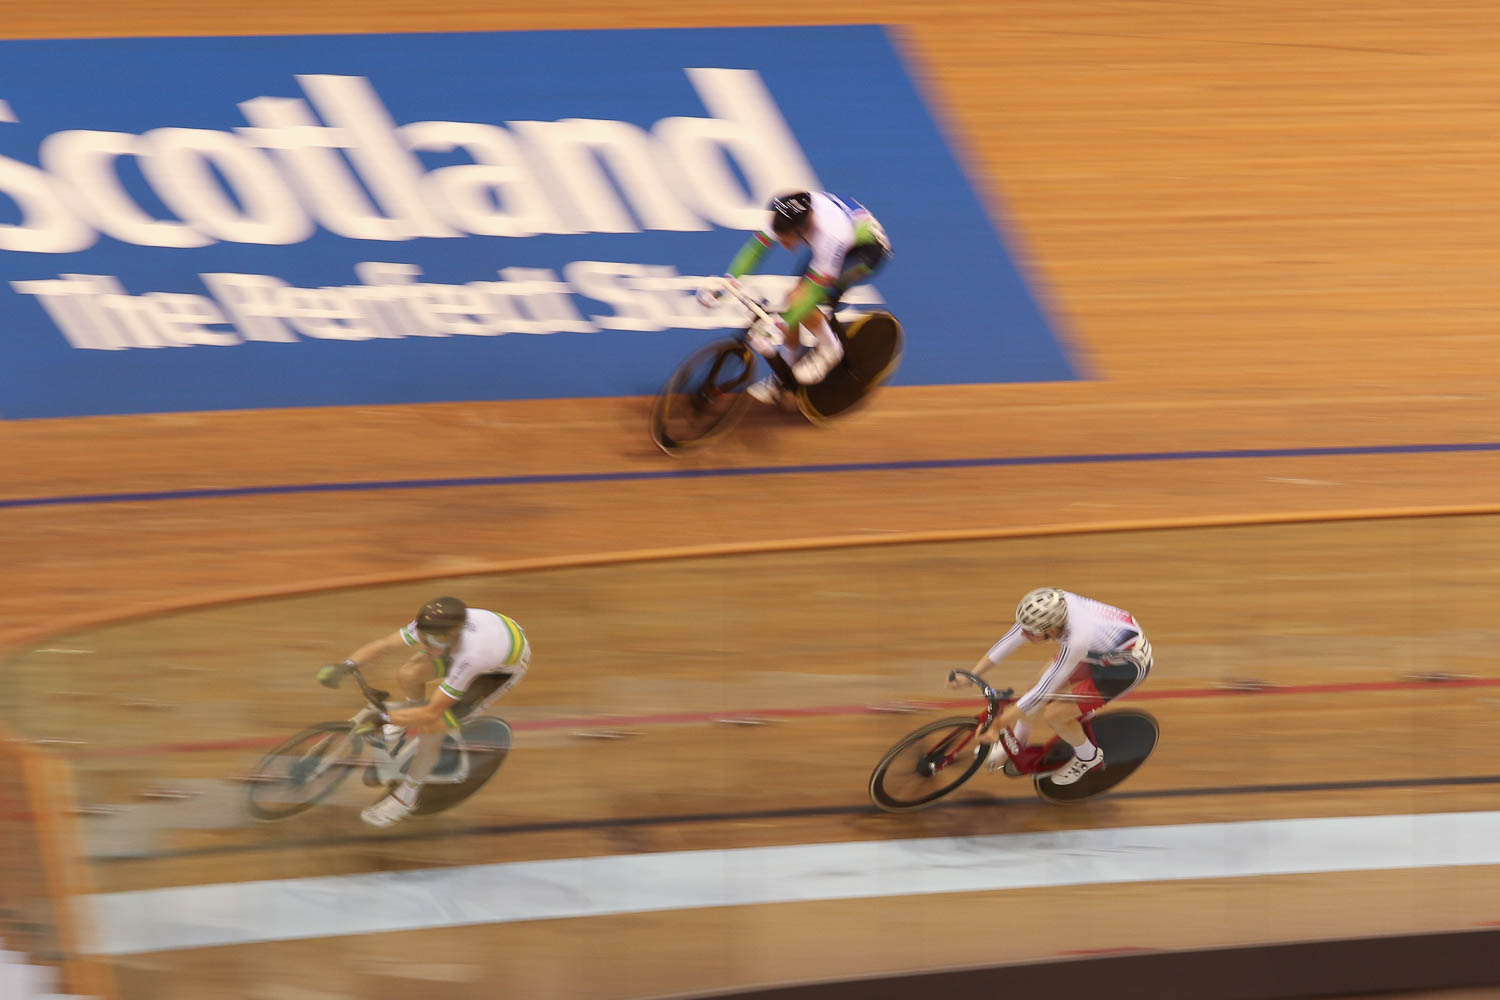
[71,675,1500,758]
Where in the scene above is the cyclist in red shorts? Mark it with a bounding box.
[949,588,1153,784]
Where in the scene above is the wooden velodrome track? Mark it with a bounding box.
[6,2,1500,998]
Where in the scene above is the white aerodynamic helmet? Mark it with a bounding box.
[1016,587,1068,634]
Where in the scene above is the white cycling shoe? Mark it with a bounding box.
[747,375,791,406]
[361,790,417,827]
[1048,749,1105,786]
[791,339,844,385]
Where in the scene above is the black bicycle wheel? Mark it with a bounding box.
[410,716,513,817]
[799,312,903,425]
[650,338,756,453]
[245,722,364,821]
[1035,709,1159,804]
[868,716,988,813]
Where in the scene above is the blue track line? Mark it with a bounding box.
[7,441,1499,510]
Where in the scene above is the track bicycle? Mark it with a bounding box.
[649,280,903,453]
[243,663,512,821]
[868,669,1158,812]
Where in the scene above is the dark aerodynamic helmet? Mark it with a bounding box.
[768,191,813,235]
[415,596,468,633]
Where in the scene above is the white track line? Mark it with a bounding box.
[86,810,1500,956]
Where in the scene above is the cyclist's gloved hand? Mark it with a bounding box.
[746,315,785,358]
[316,659,355,688]
[696,274,738,309]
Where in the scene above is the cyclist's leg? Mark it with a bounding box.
[1041,690,1104,784]
[1082,649,1151,713]
[377,651,441,747]
[396,685,495,791]
[825,243,890,319]
[786,244,889,386]
[790,308,844,384]
[982,704,1053,771]
[1041,656,1149,783]
[791,244,891,387]
[1010,713,1050,746]
[396,651,437,704]
[446,673,510,724]
[363,717,450,825]
[401,735,445,784]
[451,640,530,722]
[1042,694,1096,751]
[402,643,530,783]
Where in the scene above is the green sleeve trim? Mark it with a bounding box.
[727,233,772,279]
[399,626,418,646]
[439,681,464,700]
[780,277,830,330]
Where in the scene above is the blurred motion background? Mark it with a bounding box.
[4,2,1500,998]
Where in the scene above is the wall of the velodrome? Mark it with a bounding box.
[0,26,1074,421]
[704,927,1500,1000]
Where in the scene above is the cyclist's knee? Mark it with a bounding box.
[397,659,429,695]
[1042,700,1079,729]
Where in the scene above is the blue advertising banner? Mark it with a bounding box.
[0,26,1076,419]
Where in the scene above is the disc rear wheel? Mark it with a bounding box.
[410,717,514,816]
[1034,709,1159,804]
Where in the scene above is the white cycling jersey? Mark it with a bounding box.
[985,591,1151,714]
[787,192,889,283]
[400,607,529,701]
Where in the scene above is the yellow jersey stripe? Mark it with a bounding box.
[500,614,526,665]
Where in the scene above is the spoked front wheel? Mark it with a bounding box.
[650,338,756,453]
[868,716,988,813]
[245,722,364,821]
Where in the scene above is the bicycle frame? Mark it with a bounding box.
[947,669,1098,778]
[339,665,475,787]
[712,278,786,341]
[929,669,1006,772]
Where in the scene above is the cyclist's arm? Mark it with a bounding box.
[778,208,865,329]
[340,630,407,669]
[726,231,773,279]
[969,626,1028,731]
[388,687,457,733]
[779,271,835,330]
[983,668,1066,738]
[954,626,1024,696]
[1013,636,1087,715]
[976,626,1027,675]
